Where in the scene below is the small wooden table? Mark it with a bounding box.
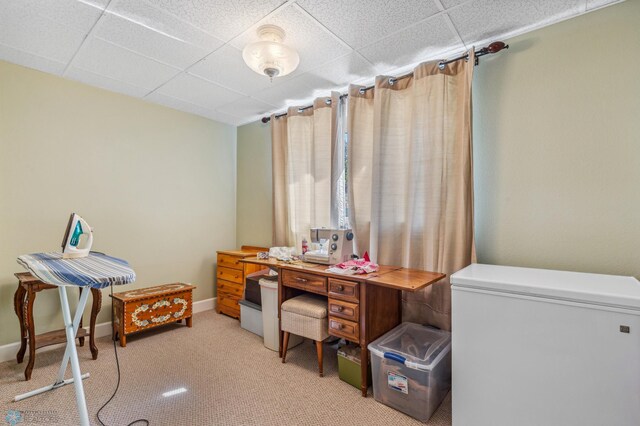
[240,257,446,397]
[13,272,102,381]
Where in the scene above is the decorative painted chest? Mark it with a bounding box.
[110,283,195,347]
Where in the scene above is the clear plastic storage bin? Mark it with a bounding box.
[368,322,451,422]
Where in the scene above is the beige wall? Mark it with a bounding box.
[236,120,272,248]
[0,61,237,346]
[235,1,639,279]
[473,0,639,278]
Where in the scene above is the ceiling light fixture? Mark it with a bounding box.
[242,25,299,82]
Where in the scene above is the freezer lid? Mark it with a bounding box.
[451,264,640,310]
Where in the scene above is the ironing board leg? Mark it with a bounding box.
[58,286,90,426]
[55,287,91,384]
[13,287,91,426]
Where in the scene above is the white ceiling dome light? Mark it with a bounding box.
[242,25,299,81]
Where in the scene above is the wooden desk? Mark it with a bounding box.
[13,272,102,381]
[241,258,445,397]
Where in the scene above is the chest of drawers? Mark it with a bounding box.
[216,247,267,319]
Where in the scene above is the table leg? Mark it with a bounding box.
[25,286,36,381]
[89,288,101,360]
[360,345,369,397]
[14,285,27,364]
[78,289,85,347]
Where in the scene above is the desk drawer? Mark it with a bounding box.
[218,254,243,270]
[282,270,327,294]
[329,317,359,342]
[328,299,359,322]
[217,266,243,284]
[328,279,359,302]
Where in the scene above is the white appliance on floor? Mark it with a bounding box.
[451,264,640,426]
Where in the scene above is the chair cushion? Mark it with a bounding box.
[281,294,327,319]
[281,311,329,341]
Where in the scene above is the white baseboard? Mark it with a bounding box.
[194,297,216,313]
[0,297,216,364]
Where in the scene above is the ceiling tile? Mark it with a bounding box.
[145,0,287,41]
[441,0,471,8]
[587,0,622,11]
[155,73,244,110]
[71,37,180,91]
[189,44,278,95]
[449,0,585,46]
[83,0,110,8]
[216,96,277,119]
[304,52,380,90]
[145,91,214,117]
[358,14,463,73]
[230,4,352,74]
[105,0,223,53]
[0,0,102,64]
[297,0,441,49]
[145,92,240,125]
[66,66,149,97]
[94,14,212,70]
[204,110,243,126]
[0,42,66,75]
[252,74,320,109]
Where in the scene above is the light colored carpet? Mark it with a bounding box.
[0,310,452,425]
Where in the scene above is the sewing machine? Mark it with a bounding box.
[303,228,355,265]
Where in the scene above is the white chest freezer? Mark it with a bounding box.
[451,264,640,426]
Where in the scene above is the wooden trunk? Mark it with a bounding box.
[110,283,195,347]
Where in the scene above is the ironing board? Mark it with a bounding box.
[15,252,135,426]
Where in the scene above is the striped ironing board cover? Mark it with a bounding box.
[17,252,136,289]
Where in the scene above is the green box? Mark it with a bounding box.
[337,345,372,390]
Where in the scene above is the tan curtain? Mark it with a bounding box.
[347,85,375,256]
[272,94,340,248]
[271,112,289,246]
[348,51,476,330]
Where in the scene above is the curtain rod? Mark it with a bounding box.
[261,41,508,123]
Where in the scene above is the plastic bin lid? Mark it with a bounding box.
[238,299,262,311]
[259,277,278,289]
[338,345,361,364]
[368,322,451,372]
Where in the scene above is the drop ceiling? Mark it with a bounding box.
[0,0,623,126]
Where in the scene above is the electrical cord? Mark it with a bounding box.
[96,284,149,426]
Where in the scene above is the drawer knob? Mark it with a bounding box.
[333,323,343,330]
[337,285,344,291]
[333,306,343,312]
[295,277,308,283]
